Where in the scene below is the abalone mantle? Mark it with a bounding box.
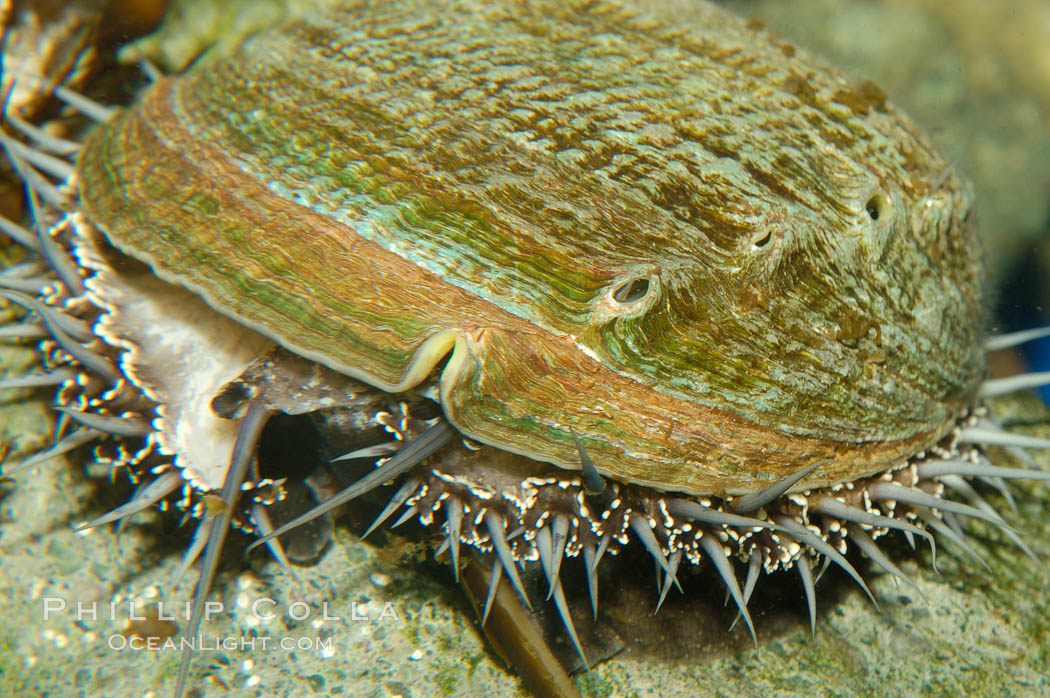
[75,0,984,495]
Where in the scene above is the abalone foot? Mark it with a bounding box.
[287,404,1046,669]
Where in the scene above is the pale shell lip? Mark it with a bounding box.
[71,217,273,491]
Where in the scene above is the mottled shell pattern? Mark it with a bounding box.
[76,0,982,496]
[6,0,1050,694]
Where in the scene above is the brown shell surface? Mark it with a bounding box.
[74,0,985,495]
